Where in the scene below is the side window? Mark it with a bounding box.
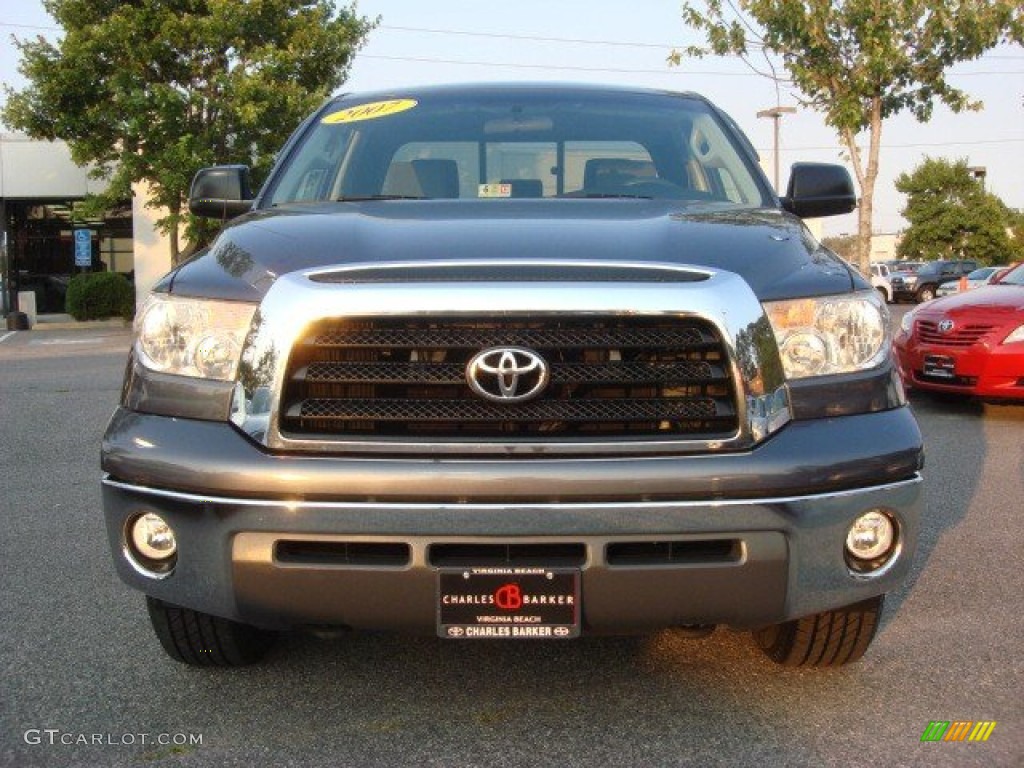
[688,115,764,204]
[267,126,353,204]
[708,167,745,203]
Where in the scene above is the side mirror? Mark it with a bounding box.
[780,163,857,218]
[188,165,254,219]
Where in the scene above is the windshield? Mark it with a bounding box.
[264,89,769,207]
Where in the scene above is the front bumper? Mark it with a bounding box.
[102,407,924,633]
[895,339,1024,400]
[892,289,919,302]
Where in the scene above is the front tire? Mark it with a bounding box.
[916,285,936,302]
[753,595,884,667]
[147,597,276,667]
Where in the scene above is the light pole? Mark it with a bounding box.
[757,106,796,192]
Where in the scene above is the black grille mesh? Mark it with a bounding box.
[279,317,737,442]
[291,398,719,422]
[309,326,705,349]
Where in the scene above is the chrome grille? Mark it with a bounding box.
[279,317,738,440]
[917,320,995,347]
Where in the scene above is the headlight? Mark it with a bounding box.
[900,308,917,335]
[764,291,889,379]
[1003,324,1024,345]
[135,294,257,380]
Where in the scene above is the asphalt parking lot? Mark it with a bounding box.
[1,320,1021,768]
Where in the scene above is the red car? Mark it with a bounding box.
[894,262,1024,400]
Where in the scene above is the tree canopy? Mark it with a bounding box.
[896,157,1023,265]
[673,1,1023,273]
[820,234,860,265]
[4,0,375,261]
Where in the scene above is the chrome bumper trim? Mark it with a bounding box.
[102,473,922,511]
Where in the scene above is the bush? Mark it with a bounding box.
[65,272,135,321]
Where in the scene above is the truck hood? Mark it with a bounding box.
[164,200,859,302]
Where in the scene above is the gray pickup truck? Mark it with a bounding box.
[101,83,923,667]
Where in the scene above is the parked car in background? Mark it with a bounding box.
[935,265,1007,297]
[885,260,923,274]
[885,262,921,299]
[895,262,1024,401]
[870,262,892,303]
[891,259,978,303]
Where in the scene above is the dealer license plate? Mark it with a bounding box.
[923,354,955,379]
[437,567,580,639]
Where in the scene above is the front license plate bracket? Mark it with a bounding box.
[923,354,956,379]
[437,567,580,639]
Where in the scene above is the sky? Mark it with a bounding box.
[1,0,1022,237]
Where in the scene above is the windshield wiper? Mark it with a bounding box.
[333,194,426,202]
[579,193,654,200]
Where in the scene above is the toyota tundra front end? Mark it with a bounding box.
[101,83,923,667]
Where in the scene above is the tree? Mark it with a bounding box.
[4,0,375,263]
[820,234,859,265]
[896,157,1021,265]
[1007,207,1024,260]
[672,1,1023,274]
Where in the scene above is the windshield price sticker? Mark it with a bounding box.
[438,568,580,639]
[321,99,418,124]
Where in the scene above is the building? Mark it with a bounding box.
[1,133,136,317]
[870,233,902,263]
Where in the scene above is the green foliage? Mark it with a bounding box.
[65,271,135,321]
[673,1,1023,272]
[821,235,860,263]
[1006,208,1024,260]
[4,0,376,261]
[675,1,1021,135]
[896,157,1020,265]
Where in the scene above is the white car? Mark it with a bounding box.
[870,262,892,303]
[935,265,1006,297]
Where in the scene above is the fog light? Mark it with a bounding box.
[130,513,177,561]
[846,510,895,562]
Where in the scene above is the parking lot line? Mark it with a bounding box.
[0,331,16,345]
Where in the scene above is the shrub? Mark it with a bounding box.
[65,272,135,321]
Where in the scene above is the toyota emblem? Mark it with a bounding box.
[466,347,550,403]
[937,319,955,334]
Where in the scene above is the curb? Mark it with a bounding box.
[26,318,132,332]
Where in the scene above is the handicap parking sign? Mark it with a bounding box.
[74,229,93,267]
